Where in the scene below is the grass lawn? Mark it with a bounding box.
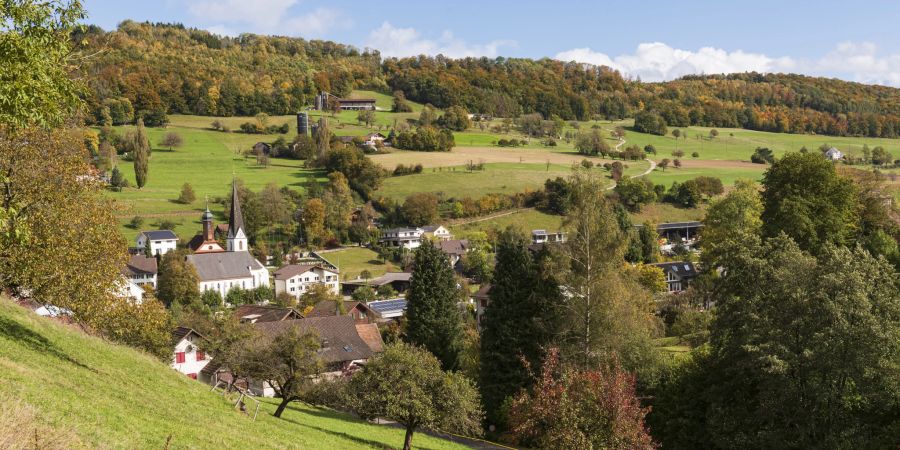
[630,203,707,224]
[451,209,565,238]
[645,165,766,186]
[319,247,397,281]
[0,298,470,450]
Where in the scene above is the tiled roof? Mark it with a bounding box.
[254,316,378,364]
[439,239,469,256]
[141,230,178,240]
[123,254,157,276]
[651,261,699,278]
[186,251,265,282]
[233,305,302,323]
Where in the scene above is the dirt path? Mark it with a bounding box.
[605,137,656,190]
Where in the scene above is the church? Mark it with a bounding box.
[186,181,269,299]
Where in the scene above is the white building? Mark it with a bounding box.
[136,230,179,256]
[186,181,270,299]
[171,327,210,380]
[824,147,844,161]
[364,132,386,149]
[531,229,567,244]
[422,225,453,241]
[380,227,424,250]
[115,278,146,304]
[274,264,340,299]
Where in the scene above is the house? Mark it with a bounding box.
[123,254,158,288]
[438,239,470,269]
[306,300,379,324]
[249,316,384,395]
[136,230,178,256]
[651,261,699,293]
[234,304,303,324]
[422,225,453,241]
[366,298,408,320]
[363,133,386,149]
[379,227,424,249]
[274,264,340,299]
[186,181,270,298]
[531,229,567,245]
[824,147,844,161]
[472,284,491,330]
[171,327,211,380]
[115,278,146,304]
[655,222,704,255]
[341,272,413,296]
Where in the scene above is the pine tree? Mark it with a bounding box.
[405,241,464,371]
[479,227,562,427]
[132,118,150,188]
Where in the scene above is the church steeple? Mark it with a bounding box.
[201,196,214,241]
[226,180,247,252]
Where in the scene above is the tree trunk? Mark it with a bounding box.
[403,425,415,450]
[274,396,292,418]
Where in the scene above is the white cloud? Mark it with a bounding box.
[185,0,344,38]
[556,43,795,82]
[556,41,900,87]
[367,22,515,58]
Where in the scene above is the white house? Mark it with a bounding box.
[115,278,146,304]
[171,327,210,380]
[380,227,424,250]
[422,225,453,241]
[136,230,179,256]
[186,181,270,299]
[824,147,844,161]
[532,229,567,244]
[651,261,699,293]
[273,264,340,299]
[364,132,386,149]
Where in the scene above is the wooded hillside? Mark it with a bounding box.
[77,22,900,137]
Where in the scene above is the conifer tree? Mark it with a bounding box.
[405,241,463,370]
[131,118,150,188]
[479,226,561,427]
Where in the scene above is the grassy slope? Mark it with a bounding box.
[0,298,469,450]
[319,247,397,281]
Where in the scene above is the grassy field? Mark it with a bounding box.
[319,247,397,281]
[0,298,470,450]
[451,209,565,238]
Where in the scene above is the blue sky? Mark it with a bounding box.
[83,0,900,86]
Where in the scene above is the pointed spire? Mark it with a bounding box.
[227,179,244,238]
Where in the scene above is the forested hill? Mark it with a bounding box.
[77,22,900,137]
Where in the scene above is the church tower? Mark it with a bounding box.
[226,180,248,252]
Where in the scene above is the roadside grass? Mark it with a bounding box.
[0,298,470,450]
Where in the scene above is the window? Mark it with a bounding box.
[196,351,205,361]
[175,352,185,363]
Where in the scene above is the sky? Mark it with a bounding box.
[82,0,900,86]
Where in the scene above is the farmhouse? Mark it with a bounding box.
[123,254,158,288]
[171,327,210,380]
[314,92,376,111]
[136,230,178,256]
[364,132,386,149]
[422,225,453,241]
[438,239,470,269]
[273,263,340,299]
[249,316,384,395]
[186,182,269,298]
[824,147,844,161]
[234,304,303,324]
[651,261,699,293]
[379,227,423,249]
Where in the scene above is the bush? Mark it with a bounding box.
[691,151,699,158]
[177,182,196,204]
[751,147,775,164]
[129,216,144,229]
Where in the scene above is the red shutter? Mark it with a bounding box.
[188,373,197,379]
[175,352,185,363]
[196,351,205,361]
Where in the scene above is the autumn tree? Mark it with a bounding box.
[401,192,439,227]
[129,118,151,188]
[160,131,183,151]
[419,104,437,126]
[177,182,196,204]
[559,170,659,373]
[313,116,330,160]
[348,343,483,450]
[157,249,201,309]
[301,198,326,248]
[391,90,412,112]
[405,241,464,370]
[508,349,656,450]
[242,325,323,418]
[322,172,354,239]
[657,158,670,171]
[437,105,471,131]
